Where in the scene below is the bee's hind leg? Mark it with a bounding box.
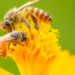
[26,12,39,32]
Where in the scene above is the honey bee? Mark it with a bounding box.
[0,0,52,33]
[0,31,28,58]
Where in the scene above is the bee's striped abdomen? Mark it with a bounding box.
[23,7,52,22]
[35,8,40,17]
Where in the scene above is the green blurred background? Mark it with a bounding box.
[0,0,75,75]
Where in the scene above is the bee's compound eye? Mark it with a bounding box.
[3,20,11,26]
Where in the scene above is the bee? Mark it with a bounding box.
[0,31,28,58]
[0,0,52,33]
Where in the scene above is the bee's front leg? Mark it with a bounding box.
[23,18,31,32]
[8,42,11,49]
[11,20,15,30]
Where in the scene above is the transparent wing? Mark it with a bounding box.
[14,0,39,13]
[0,34,17,43]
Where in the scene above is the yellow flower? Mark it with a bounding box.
[0,21,75,75]
[0,68,14,75]
[49,50,75,75]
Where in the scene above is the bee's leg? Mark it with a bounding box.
[23,18,31,32]
[13,41,25,46]
[17,42,25,46]
[26,12,39,32]
[12,24,15,31]
[8,42,11,49]
[13,43,17,46]
[11,20,15,30]
[13,26,15,30]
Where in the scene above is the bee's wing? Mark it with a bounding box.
[14,0,39,13]
[0,34,17,43]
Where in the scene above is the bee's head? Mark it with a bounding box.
[1,20,12,32]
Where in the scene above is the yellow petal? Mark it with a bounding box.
[49,50,75,75]
[0,68,14,75]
